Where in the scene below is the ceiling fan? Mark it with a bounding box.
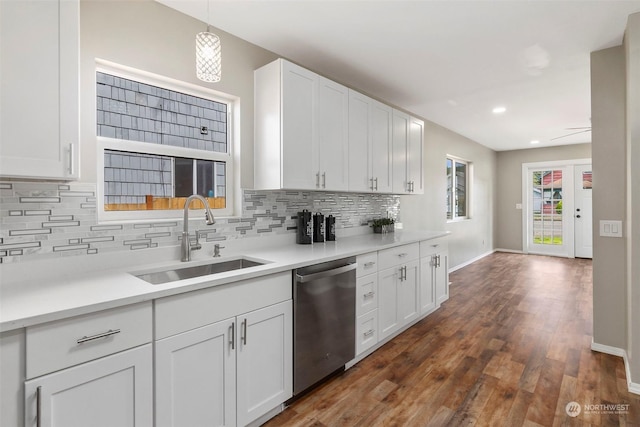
[551,126,592,141]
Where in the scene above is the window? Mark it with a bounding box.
[96,62,235,220]
[446,156,469,220]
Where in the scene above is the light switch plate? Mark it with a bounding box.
[599,220,623,237]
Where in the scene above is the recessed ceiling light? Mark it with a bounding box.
[530,140,540,144]
[492,106,506,114]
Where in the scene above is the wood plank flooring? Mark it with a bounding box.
[264,252,640,426]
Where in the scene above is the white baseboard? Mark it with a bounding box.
[591,340,640,395]
[494,248,524,254]
[449,250,495,273]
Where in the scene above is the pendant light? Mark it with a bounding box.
[196,0,221,83]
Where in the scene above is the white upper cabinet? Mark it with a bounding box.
[255,58,423,195]
[317,77,349,191]
[392,110,424,194]
[255,59,348,191]
[408,116,424,194]
[348,90,392,193]
[0,0,79,179]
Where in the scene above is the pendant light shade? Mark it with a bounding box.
[196,31,221,83]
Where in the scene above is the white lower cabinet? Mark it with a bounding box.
[419,256,437,315]
[435,252,449,305]
[23,302,153,427]
[156,301,292,427]
[378,259,419,340]
[154,272,293,427]
[236,301,292,427]
[24,345,152,427]
[420,239,450,309]
[155,320,236,427]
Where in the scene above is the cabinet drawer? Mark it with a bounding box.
[420,238,448,258]
[356,309,378,355]
[378,243,419,270]
[356,274,378,317]
[356,252,378,277]
[26,302,152,379]
[155,271,291,339]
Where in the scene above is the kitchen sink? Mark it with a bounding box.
[134,258,266,285]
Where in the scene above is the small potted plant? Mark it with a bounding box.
[371,217,395,234]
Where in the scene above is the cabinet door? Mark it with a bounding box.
[378,266,400,340]
[282,61,317,190]
[237,300,292,427]
[392,110,410,194]
[155,320,236,427]
[408,117,424,194]
[0,0,79,179]
[318,77,349,191]
[419,256,437,315]
[370,101,393,193]
[24,345,152,427]
[398,259,419,325]
[348,90,372,192]
[435,252,449,305]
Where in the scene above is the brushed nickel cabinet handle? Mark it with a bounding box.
[242,319,247,345]
[364,261,375,268]
[322,172,326,188]
[230,322,235,350]
[364,329,374,337]
[364,291,375,299]
[374,177,378,191]
[68,143,75,176]
[77,329,121,344]
[36,386,42,427]
[316,172,320,188]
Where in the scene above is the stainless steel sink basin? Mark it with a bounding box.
[134,258,266,285]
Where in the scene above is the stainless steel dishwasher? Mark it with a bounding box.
[293,257,356,395]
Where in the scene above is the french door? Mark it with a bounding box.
[523,160,592,258]
[526,166,570,256]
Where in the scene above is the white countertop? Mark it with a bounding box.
[0,230,449,332]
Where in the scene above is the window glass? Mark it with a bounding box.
[446,158,453,220]
[455,161,467,217]
[97,69,231,216]
[446,156,469,220]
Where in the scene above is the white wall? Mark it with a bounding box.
[625,11,640,388]
[401,121,497,269]
[591,46,627,352]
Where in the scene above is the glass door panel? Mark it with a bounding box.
[528,168,567,256]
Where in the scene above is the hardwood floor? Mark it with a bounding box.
[264,252,640,426]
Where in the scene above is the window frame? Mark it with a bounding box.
[446,155,470,222]
[95,60,236,222]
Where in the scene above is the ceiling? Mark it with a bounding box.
[157,0,640,151]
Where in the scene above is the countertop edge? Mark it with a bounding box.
[0,230,450,333]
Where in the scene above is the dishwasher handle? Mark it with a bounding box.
[295,262,357,283]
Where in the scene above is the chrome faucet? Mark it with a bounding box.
[181,195,215,262]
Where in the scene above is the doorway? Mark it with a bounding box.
[522,160,592,258]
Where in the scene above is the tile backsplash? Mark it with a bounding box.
[0,181,399,264]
